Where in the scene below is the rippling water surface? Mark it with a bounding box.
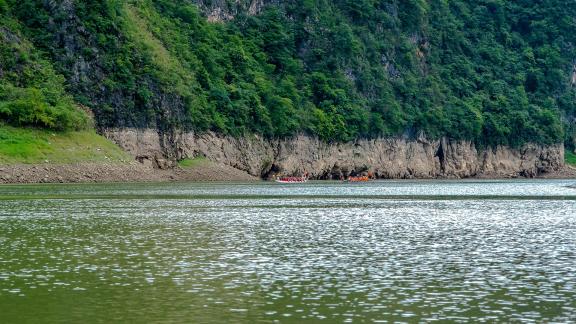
[1,180,575,323]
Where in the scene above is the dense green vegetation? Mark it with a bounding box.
[0,15,90,130]
[1,0,575,147]
[0,124,130,164]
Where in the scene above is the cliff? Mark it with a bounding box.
[2,0,575,175]
[104,129,565,179]
[3,1,575,149]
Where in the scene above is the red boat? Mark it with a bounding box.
[275,176,308,183]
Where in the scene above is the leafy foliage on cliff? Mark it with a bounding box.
[0,14,90,130]
[2,0,575,147]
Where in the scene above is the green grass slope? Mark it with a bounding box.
[0,125,131,164]
[177,156,207,169]
[566,151,576,167]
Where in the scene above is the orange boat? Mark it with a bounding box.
[346,175,370,182]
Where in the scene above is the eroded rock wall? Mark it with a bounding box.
[103,128,565,179]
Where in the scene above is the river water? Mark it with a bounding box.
[0,180,575,323]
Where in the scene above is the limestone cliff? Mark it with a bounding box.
[103,129,565,179]
[194,0,276,22]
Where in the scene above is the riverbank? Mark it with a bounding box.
[0,160,574,184]
[1,126,574,184]
[0,160,257,184]
[0,125,256,183]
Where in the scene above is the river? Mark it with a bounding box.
[1,180,575,323]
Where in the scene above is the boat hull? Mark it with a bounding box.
[275,180,308,184]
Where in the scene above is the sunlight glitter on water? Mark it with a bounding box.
[0,180,575,323]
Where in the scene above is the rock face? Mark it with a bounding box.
[194,0,277,22]
[103,128,565,179]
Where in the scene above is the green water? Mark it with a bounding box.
[1,180,576,323]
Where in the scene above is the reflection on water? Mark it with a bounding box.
[0,180,575,323]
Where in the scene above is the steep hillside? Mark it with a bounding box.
[0,8,89,131]
[1,0,576,150]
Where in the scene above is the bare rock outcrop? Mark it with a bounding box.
[103,128,565,179]
[194,0,276,22]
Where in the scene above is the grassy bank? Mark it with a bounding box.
[0,125,131,164]
[178,156,207,169]
[566,151,576,167]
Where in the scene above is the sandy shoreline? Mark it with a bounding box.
[0,161,574,184]
[0,161,257,184]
